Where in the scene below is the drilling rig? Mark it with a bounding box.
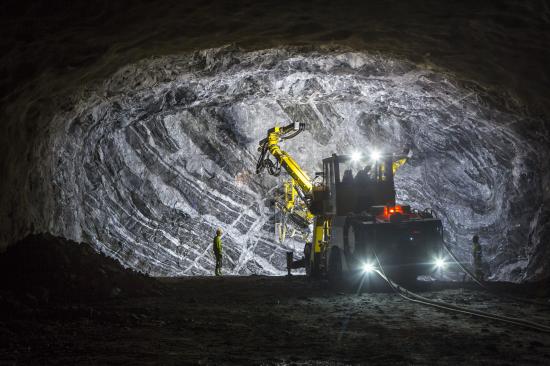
[256,122,444,284]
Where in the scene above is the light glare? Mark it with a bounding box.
[435,258,446,269]
[362,262,375,273]
[351,151,362,162]
[370,149,381,161]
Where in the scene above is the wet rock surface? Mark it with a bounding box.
[1,275,550,365]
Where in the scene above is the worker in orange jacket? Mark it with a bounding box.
[213,228,223,276]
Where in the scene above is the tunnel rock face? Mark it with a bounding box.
[10,47,549,280]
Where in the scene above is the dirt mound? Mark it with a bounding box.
[0,234,160,303]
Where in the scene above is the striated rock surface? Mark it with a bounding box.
[1,47,549,280]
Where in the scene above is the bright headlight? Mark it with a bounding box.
[362,262,375,273]
[351,151,362,162]
[434,257,446,269]
[370,149,381,162]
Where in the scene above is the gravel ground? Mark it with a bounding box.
[1,276,550,365]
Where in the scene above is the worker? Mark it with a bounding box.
[213,228,223,276]
[472,235,484,280]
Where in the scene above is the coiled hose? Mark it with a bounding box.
[372,251,550,334]
[441,239,550,308]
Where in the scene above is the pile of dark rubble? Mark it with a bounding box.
[0,234,160,304]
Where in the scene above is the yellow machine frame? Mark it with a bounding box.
[257,122,407,271]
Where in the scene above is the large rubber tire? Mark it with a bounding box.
[312,252,321,278]
[327,247,343,283]
[343,218,360,272]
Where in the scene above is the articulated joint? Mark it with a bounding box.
[267,141,313,194]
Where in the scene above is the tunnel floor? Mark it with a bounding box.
[1,276,550,365]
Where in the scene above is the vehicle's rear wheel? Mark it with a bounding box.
[312,252,321,278]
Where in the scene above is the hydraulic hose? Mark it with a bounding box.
[441,239,550,308]
[256,141,282,176]
[425,207,549,308]
[280,129,302,140]
[372,252,550,334]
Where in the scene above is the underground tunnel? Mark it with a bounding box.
[1,1,550,364]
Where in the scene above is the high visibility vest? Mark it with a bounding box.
[213,235,222,254]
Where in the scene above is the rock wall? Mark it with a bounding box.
[1,46,548,279]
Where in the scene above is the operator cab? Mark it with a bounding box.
[314,153,401,217]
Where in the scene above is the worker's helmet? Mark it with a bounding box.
[216,228,222,235]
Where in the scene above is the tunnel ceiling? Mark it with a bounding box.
[1,1,549,281]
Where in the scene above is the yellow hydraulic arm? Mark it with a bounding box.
[256,122,313,196]
[256,123,412,270]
